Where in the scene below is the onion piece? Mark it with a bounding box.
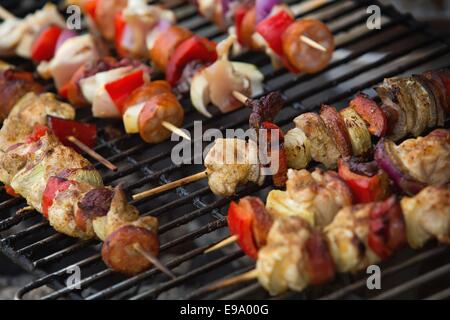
[256,0,281,23]
[374,139,427,195]
[56,30,77,51]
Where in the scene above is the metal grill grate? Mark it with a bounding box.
[0,0,449,300]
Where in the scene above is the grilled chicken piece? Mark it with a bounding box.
[0,69,44,121]
[401,185,450,249]
[293,112,341,168]
[395,129,450,186]
[266,168,352,228]
[257,216,335,296]
[0,4,65,58]
[38,34,99,90]
[324,204,381,273]
[205,138,264,196]
[0,92,75,150]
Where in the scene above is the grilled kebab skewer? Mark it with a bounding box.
[207,180,450,296]
[0,89,169,276]
[0,3,264,123]
[133,68,450,199]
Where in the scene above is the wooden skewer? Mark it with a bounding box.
[133,170,208,201]
[0,5,16,21]
[133,243,176,279]
[67,136,118,172]
[205,269,258,292]
[204,235,238,253]
[16,206,34,215]
[300,35,327,52]
[232,90,250,105]
[162,121,191,141]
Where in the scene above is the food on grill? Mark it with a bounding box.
[0,91,160,276]
[284,128,311,170]
[195,0,334,73]
[375,129,450,195]
[349,93,388,137]
[319,105,352,157]
[215,178,450,295]
[267,168,352,228]
[0,69,44,121]
[337,157,390,204]
[204,138,264,196]
[339,107,372,157]
[294,112,341,168]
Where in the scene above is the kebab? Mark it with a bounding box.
[0,4,264,140]
[206,181,450,296]
[191,0,335,73]
[0,90,174,277]
[133,68,450,200]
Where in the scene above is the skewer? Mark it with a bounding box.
[204,235,238,253]
[232,91,249,105]
[162,121,191,141]
[300,35,327,52]
[67,136,118,172]
[132,170,208,201]
[16,206,34,215]
[133,243,176,279]
[0,5,16,21]
[205,269,258,291]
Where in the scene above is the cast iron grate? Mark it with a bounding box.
[0,0,449,300]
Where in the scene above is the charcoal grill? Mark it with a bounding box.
[1,0,450,300]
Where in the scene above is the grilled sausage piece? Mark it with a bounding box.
[138,92,184,143]
[282,19,334,74]
[102,224,159,275]
[123,80,172,111]
[0,70,44,121]
[150,26,193,71]
[320,105,352,157]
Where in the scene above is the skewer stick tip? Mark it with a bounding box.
[205,269,259,292]
[132,170,208,201]
[300,35,327,52]
[204,235,238,254]
[162,121,191,141]
[232,91,249,105]
[133,243,176,279]
[67,136,118,172]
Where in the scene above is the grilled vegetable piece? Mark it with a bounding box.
[376,81,408,141]
[338,158,390,204]
[257,216,335,295]
[320,105,352,157]
[413,75,444,128]
[294,112,340,168]
[340,107,371,157]
[423,69,449,116]
[284,128,311,170]
[228,196,273,259]
[349,93,388,137]
[401,185,450,249]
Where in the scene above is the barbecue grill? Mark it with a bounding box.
[1,0,450,300]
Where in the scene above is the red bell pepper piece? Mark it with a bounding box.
[104,70,145,114]
[261,122,288,187]
[42,177,74,218]
[166,36,217,86]
[227,201,259,259]
[235,6,247,46]
[48,116,97,151]
[114,12,128,57]
[368,196,406,259]
[26,125,50,144]
[256,10,294,57]
[31,26,63,62]
[84,0,98,19]
[338,158,390,204]
[4,185,19,197]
